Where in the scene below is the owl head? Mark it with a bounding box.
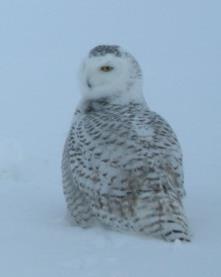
[79,45,144,103]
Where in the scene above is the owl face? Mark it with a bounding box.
[79,45,143,103]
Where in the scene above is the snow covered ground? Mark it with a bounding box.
[0,1,220,276]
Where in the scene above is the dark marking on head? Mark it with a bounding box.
[89,45,121,57]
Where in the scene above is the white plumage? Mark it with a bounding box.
[62,45,191,242]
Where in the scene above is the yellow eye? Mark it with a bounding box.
[100,65,114,72]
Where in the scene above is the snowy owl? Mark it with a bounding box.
[62,45,191,242]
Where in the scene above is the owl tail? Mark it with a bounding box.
[135,196,191,242]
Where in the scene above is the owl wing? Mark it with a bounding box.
[145,112,185,198]
[62,120,95,226]
[85,109,186,199]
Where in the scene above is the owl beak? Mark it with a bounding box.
[87,79,92,89]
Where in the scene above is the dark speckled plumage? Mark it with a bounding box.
[89,45,122,57]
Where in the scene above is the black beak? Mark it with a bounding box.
[87,79,92,89]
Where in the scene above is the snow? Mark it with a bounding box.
[0,0,221,276]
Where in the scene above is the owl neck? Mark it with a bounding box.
[81,82,146,113]
[81,79,144,106]
[81,96,147,114]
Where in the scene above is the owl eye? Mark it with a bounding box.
[100,65,114,72]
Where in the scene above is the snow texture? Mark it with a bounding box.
[0,0,220,276]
